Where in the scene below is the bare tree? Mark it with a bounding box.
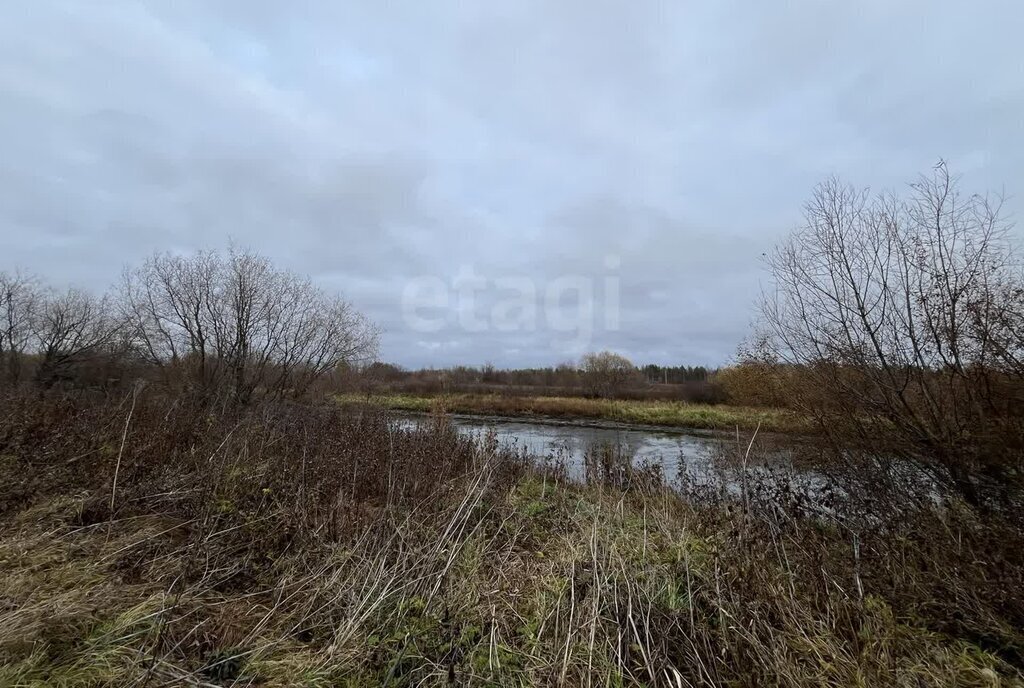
[120,246,379,402]
[119,249,221,381]
[33,288,119,386]
[580,351,639,398]
[0,270,41,383]
[758,162,1024,505]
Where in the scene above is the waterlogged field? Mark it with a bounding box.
[341,392,806,433]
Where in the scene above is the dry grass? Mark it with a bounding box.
[0,389,1021,686]
[340,392,805,433]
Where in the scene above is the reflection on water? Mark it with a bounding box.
[394,412,796,487]
[395,413,892,513]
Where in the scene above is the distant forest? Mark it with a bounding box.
[349,359,721,403]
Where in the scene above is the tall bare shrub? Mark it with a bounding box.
[32,287,121,387]
[758,162,1024,505]
[120,246,378,402]
[0,270,41,384]
[580,351,640,398]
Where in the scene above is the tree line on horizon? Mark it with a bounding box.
[351,354,723,402]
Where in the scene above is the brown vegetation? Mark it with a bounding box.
[0,246,378,402]
[347,358,726,405]
[2,387,1023,685]
[120,248,378,404]
[345,391,802,433]
[2,164,1024,684]
[578,350,642,398]
[748,162,1024,508]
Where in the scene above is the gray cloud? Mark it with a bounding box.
[1,1,1022,368]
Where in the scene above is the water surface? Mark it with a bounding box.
[396,412,778,485]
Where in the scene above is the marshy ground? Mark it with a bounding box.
[339,392,804,434]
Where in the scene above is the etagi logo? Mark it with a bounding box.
[401,256,621,350]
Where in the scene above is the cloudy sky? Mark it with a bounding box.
[2,1,1022,368]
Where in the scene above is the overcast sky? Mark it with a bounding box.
[2,2,1022,368]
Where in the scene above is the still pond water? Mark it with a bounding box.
[396,412,804,489]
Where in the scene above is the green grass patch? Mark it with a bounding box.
[338,392,806,433]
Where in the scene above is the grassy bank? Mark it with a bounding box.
[340,392,805,433]
[5,475,1019,686]
[2,390,1022,685]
